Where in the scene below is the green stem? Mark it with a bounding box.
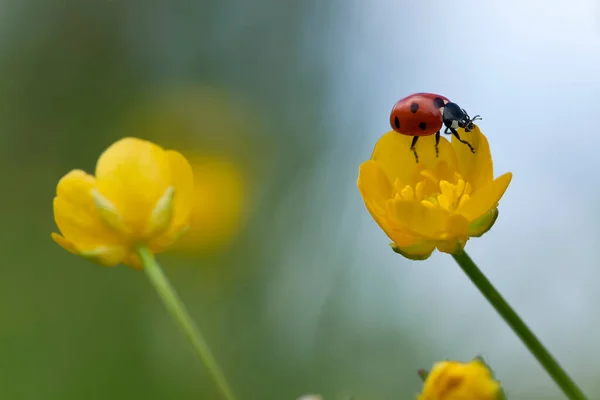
[137,246,237,400]
[451,250,587,400]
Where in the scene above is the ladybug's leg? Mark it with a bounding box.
[435,130,440,158]
[448,128,475,153]
[410,136,419,163]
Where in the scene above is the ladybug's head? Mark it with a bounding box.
[442,102,482,132]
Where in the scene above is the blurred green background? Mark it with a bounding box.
[3,0,600,399]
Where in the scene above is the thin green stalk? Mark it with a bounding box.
[137,246,237,400]
[452,249,587,400]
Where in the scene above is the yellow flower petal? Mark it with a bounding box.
[51,233,78,255]
[149,150,194,251]
[371,131,458,186]
[358,160,392,216]
[358,161,414,247]
[51,235,129,268]
[388,199,469,241]
[95,137,172,235]
[457,173,512,222]
[433,161,459,184]
[452,125,493,192]
[53,170,125,256]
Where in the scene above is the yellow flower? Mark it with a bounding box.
[172,155,246,254]
[51,137,194,268]
[418,359,501,400]
[357,125,512,259]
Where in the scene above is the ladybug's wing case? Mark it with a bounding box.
[390,93,445,136]
[414,92,450,103]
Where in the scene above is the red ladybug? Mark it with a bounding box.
[389,92,481,163]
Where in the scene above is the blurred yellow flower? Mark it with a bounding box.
[172,155,246,254]
[358,125,512,259]
[418,359,501,400]
[51,137,194,268]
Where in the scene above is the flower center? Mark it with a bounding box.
[393,169,472,212]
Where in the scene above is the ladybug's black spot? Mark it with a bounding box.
[419,122,427,131]
[433,97,445,108]
[394,116,400,129]
[410,102,419,113]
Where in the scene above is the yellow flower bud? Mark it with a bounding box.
[51,137,194,269]
[418,359,501,400]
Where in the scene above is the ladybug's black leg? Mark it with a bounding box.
[410,136,419,163]
[449,128,475,153]
[435,130,440,158]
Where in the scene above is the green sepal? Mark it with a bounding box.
[468,208,499,237]
[390,243,434,261]
[417,368,429,382]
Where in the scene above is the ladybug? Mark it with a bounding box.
[389,93,481,163]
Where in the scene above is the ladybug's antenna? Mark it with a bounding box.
[462,108,483,122]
